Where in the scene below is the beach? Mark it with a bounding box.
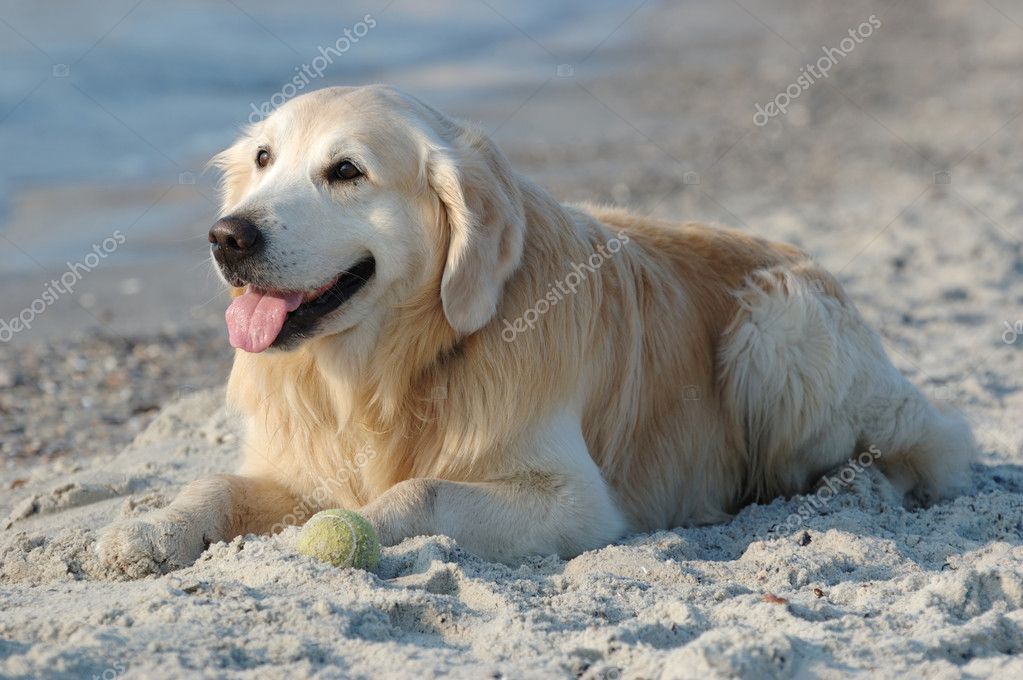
[2,0,1023,677]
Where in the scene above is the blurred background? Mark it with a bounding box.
[1,0,1021,466]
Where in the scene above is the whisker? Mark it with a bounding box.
[189,257,217,273]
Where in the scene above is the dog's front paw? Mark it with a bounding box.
[96,514,211,578]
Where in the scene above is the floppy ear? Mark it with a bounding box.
[428,127,525,335]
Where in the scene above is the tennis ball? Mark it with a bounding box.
[296,509,381,571]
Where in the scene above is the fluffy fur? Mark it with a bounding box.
[98,85,974,576]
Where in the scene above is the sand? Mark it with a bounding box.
[2,389,1021,679]
[3,0,1023,677]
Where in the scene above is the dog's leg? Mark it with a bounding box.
[361,411,627,563]
[858,376,976,502]
[720,267,858,499]
[97,474,308,577]
[720,264,975,503]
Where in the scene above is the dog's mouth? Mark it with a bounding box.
[225,256,376,353]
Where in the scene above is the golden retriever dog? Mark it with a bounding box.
[98,85,974,576]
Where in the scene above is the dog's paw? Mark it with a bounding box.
[96,514,211,578]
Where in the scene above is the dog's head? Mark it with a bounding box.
[209,85,525,354]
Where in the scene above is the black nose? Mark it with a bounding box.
[208,215,264,264]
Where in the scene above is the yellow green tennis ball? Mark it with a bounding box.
[296,509,380,571]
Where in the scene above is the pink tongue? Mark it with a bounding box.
[225,290,304,353]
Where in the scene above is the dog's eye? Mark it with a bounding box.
[331,160,363,182]
[256,149,270,168]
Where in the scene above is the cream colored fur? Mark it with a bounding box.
[98,86,974,576]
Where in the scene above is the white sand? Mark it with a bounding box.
[2,389,1021,679]
[4,0,1023,677]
